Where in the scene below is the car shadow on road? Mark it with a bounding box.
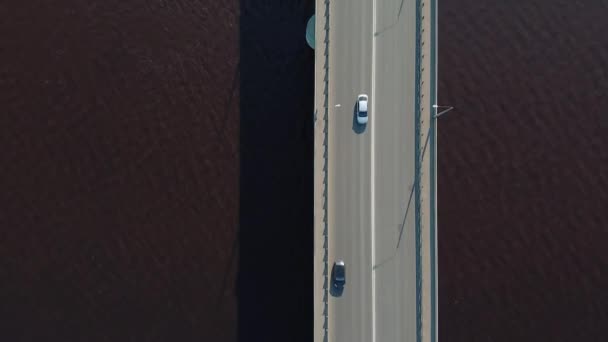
[352,104,367,134]
[238,1,314,342]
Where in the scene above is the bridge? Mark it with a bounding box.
[312,0,438,341]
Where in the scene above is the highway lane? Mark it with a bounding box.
[327,0,373,341]
[326,0,418,341]
[372,0,417,340]
[327,0,373,342]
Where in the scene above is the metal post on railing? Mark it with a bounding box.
[432,104,454,118]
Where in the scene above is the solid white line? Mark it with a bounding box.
[370,0,377,341]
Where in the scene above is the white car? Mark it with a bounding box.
[356,94,369,125]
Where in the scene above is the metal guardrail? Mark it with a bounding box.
[321,1,330,342]
[414,0,423,342]
[429,1,438,342]
[417,1,439,341]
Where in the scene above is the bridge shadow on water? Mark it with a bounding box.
[238,1,314,342]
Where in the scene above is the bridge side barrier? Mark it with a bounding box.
[314,1,330,342]
[414,0,423,340]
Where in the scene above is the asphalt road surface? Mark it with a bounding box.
[326,0,417,341]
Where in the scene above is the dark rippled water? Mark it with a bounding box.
[438,1,608,340]
[1,0,607,341]
[1,0,242,340]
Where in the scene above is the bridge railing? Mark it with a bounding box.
[415,0,439,341]
[316,1,331,342]
[414,0,423,340]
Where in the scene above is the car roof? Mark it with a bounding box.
[359,99,368,112]
[358,94,368,106]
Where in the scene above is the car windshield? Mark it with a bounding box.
[360,110,368,117]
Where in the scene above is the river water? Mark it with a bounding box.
[438,1,608,340]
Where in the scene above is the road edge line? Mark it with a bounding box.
[370,0,377,341]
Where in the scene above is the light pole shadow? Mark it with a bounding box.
[373,249,398,270]
[374,0,406,37]
[396,182,415,250]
